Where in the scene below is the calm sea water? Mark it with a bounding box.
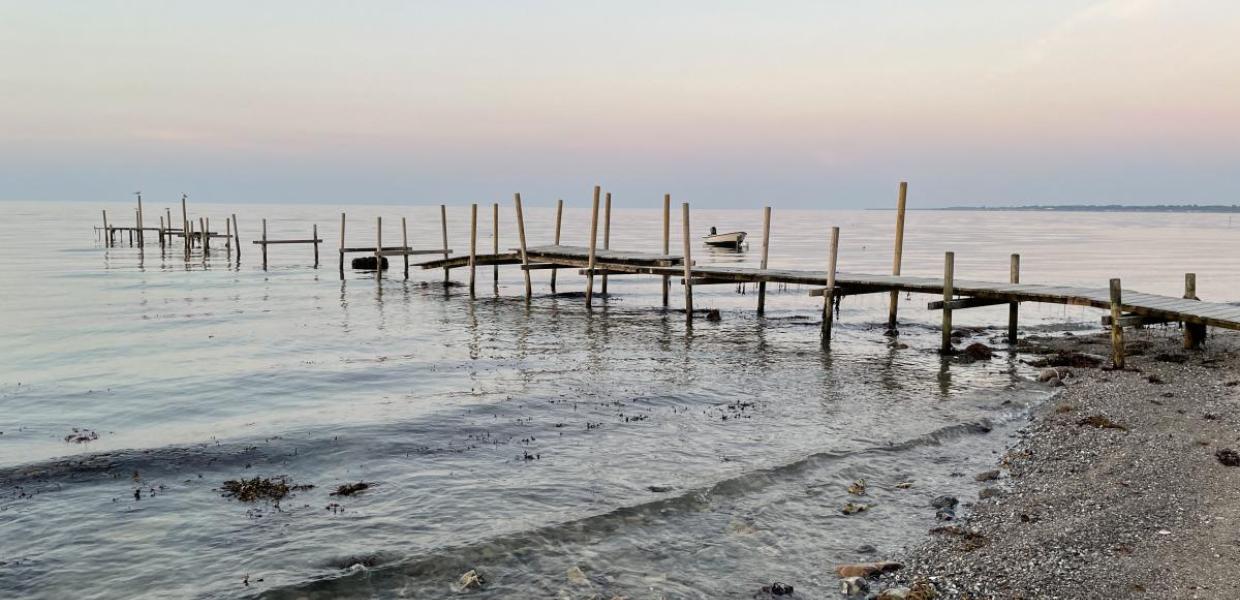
[1,200,1237,599]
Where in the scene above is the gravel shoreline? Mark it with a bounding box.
[872,328,1240,599]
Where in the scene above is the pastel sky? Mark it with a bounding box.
[2,1,1238,207]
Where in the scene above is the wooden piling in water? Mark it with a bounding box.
[165,208,173,246]
[492,203,500,292]
[681,202,693,324]
[232,214,240,263]
[160,216,167,249]
[887,182,907,331]
[102,210,110,247]
[602,192,612,295]
[1110,278,1125,368]
[514,194,532,301]
[757,206,771,316]
[181,194,190,259]
[585,186,601,306]
[662,194,671,307]
[1184,273,1206,349]
[375,217,382,281]
[401,217,409,279]
[136,193,144,248]
[440,205,450,284]
[261,218,268,270]
[313,224,320,268]
[1008,254,1020,344]
[469,204,478,298]
[941,251,955,354]
[338,213,346,277]
[203,217,210,255]
[822,226,840,344]
[550,199,562,293]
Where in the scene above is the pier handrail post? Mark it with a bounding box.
[375,217,382,282]
[1008,253,1020,344]
[313,223,320,268]
[1184,273,1206,349]
[469,203,478,298]
[822,226,839,345]
[681,202,693,324]
[493,202,500,292]
[338,213,346,278]
[585,186,601,307]
[887,181,907,331]
[941,251,955,354]
[232,214,240,264]
[514,194,532,301]
[261,218,268,270]
[602,192,612,296]
[181,194,190,260]
[401,217,409,279]
[1109,278,1125,368]
[662,194,671,307]
[549,199,562,293]
[439,205,450,284]
[757,206,771,316]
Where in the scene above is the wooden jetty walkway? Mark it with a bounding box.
[97,184,1240,369]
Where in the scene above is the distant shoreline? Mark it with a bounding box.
[878,205,1240,213]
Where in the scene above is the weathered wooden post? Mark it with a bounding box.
[338,213,346,277]
[585,186,601,306]
[375,217,382,281]
[181,194,190,259]
[165,208,173,246]
[160,216,167,250]
[469,203,478,298]
[313,224,320,268]
[261,218,268,270]
[887,181,907,331]
[400,217,409,279]
[549,199,562,293]
[1110,278,1125,368]
[440,205,450,284]
[492,202,500,291]
[136,193,144,248]
[514,193,533,301]
[232,214,240,264]
[1008,254,1020,344]
[1184,273,1206,349]
[757,206,772,315]
[822,226,840,345]
[102,210,110,247]
[681,202,694,324]
[602,192,612,296]
[662,194,671,307]
[941,251,955,354]
[203,217,210,255]
[223,218,230,257]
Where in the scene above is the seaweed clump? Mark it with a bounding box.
[330,482,371,497]
[221,476,313,503]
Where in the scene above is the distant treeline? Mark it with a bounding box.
[928,204,1240,213]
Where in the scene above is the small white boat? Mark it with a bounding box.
[702,230,747,248]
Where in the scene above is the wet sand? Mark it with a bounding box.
[879,328,1240,599]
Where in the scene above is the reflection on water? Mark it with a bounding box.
[2,201,1238,599]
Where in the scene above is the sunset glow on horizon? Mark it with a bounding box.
[3,0,1239,207]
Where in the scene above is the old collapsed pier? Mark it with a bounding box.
[98,184,1240,367]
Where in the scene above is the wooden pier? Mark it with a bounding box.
[96,184,1240,366]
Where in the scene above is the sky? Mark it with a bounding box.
[2,0,1239,208]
